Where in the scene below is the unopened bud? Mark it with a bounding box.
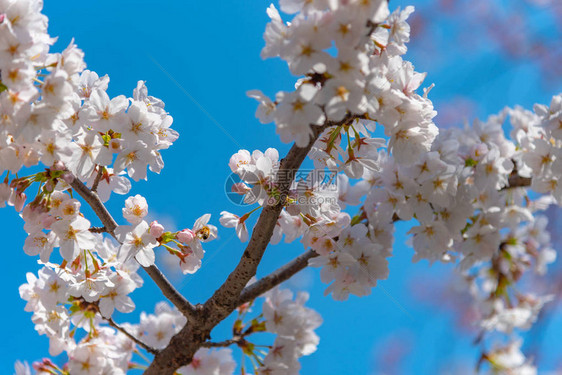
[177,228,195,244]
[60,171,75,184]
[150,220,165,238]
[14,192,26,212]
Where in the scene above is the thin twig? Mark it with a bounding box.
[143,264,199,321]
[107,317,159,355]
[91,166,104,192]
[201,338,241,348]
[67,173,199,321]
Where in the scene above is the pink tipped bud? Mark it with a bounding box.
[42,358,55,367]
[0,14,5,24]
[60,171,75,184]
[150,220,165,238]
[177,229,195,244]
[232,182,250,195]
[44,179,55,193]
[14,192,26,212]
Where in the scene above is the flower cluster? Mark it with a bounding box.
[19,236,142,373]
[258,287,322,374]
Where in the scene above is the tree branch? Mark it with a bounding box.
[67,174,199,321]
[91,166,104,192]
[106,317,159,355]
[238,249,318,305]
[89,226,107,233]
[201,121,342,327]
[200,338,241,348]
[143,264,200,321]
[505,174,532,190]
[145,119,348,375]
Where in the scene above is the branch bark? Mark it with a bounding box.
[67,174,198,321]
[201,121,343,327]
[505,174,532,190]
[238,249,318,305]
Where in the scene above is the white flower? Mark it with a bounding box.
[122,194,148,225]
[247,90,276,124]
[274,84,325,147]
[23,230,56,262]
[51,216,96,261]
[98,276,136,318]
[219,211,249,242]
[116,221,158,267]
[82,88,128,132]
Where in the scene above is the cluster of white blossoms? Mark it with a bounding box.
[4,0,561,373]
[19,236,142,373]
[258,287,322,374]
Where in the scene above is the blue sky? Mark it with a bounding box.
[1,0,561,374]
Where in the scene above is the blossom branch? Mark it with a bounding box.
[237,171,533,306]
[505,174,532,190]
[200,338,241,348]
[145,119,349,375]
[89,226,107,233]
[67,174,199,321]
[106,317,159,355]
[91,166,104,192]
[237,249,318,306]
[202,119,350,327]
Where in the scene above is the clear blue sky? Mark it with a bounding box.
[1,0,561,374]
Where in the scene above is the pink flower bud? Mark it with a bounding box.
[42,358,55,367]
[60,172,75,184]
[150,220,165,238]
[44,179,55,193]
[14,192,26,212]
[0,14,5,24]
[177,229,195,244]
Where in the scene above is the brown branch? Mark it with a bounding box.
[145,119,347,375]
[202,120,348,325]
[91,166,104,192]
[89,226,107,233]
[200,122,337,326]
[238,249,318,306]
[68,175,118,235]
[143,264,200,321]
[107,317,159,355]
[67,174,199,321]
[504,174,532,190]
[200,338,241,348]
